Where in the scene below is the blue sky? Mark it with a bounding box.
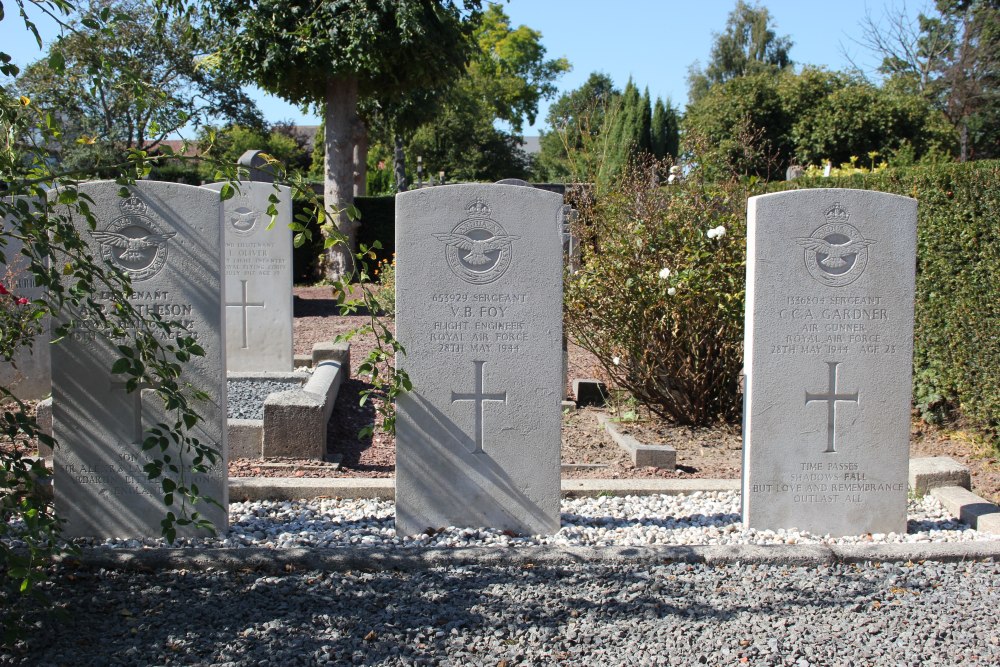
[0,0,927,137]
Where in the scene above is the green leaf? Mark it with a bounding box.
[47,49,65,73]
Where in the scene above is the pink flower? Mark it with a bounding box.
[0,284,8,295]
[17,297,29,305]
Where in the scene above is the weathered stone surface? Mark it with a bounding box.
[909,456,971,495]
[395,184,563,536]
[204,180,293,371]
[742,189,917,537]
[0,207,51,400]
[50,181,227,538]
[929,486,1000,531]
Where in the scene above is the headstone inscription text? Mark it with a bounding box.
[395,184,564,536]
[742,189,917,537]
[204,180,293,371]
[51,181,228,538]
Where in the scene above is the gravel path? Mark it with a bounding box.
[5,559,999,665]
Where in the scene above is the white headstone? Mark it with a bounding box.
[742,188,917,537]
[395,184,564,536]
[1,205,51,400]
[51,181,228,538]
[204,180,294,371]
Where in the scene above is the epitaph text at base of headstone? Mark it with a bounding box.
[0,206,51,400]
[204,180,293,371]
[742,188,917,537]
[395,184,564,536]
[51,181,228,538]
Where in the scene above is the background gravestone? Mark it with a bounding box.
[742,188,917,537]
[0,207,51,400]
[204,177,293,371]
[51,181,228,538]
[395,184,564,536]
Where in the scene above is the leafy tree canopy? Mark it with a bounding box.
[688,0,793,102]
[14,0,261,163]
[206,0,480,107]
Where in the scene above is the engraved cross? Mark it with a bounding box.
[805,361,859,453]
[451,360,507,454]
[226,279,265,349]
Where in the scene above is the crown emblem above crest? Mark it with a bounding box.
[466,198,492,218]
[824,201,850,223]
[120,195,147,216]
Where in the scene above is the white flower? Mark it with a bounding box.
[658,267,671,280]
[707,225,727,240]
[612,356,621,366]
[667,287,677,296]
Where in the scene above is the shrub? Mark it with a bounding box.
[565,159,754,425]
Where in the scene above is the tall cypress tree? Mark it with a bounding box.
[651,97,680,159]
[639,88,652,155]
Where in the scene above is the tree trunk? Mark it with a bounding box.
[353,116,368,198]
[393,134,408,192]
[324,76,361,280]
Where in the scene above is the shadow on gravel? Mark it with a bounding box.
[5,561,929,665]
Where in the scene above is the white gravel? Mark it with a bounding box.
[69,491,999,551]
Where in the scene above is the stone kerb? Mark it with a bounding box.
[203,177,293,372]
[261,360,345,459]
[1,205,52,400]
[395,183,564,536]
[49,180,228,539]
[742,188,917,537]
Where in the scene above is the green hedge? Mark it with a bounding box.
[355,195,396,274]
[774,161,1000,445]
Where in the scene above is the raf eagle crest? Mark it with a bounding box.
[796,202,877,287]
[434,198,518,285]
[91,195,175,281]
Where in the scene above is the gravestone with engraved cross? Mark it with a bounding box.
[204,175,293,371]
[50,181,228,538]
[395,184,564,536]
[742,188,917,537]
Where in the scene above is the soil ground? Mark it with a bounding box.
[228,286,1000,505]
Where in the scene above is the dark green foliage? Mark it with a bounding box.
[650,98,680,160]
[355,196,396,270]
[683,67,956,178]
[776,160,1000,447]
[291,190,326,284]
[534,72,620,182]
[211,0,478,107]
[600,79,651,187]
[688,0,793,102]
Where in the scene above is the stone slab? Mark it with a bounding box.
[50,181,228,538]
[228,419,263,458]
[742,189,917,537]
[395,184,564,536]
[597,414,677,468]
[0,206,51,400]
[260,360,344,459]
[909,456,971,495]
[35,396,53,458]
[312,340,350,378]
[930,486,1000,531]
[204,180,293,371]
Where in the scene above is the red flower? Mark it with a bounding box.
[0,283,8,295]
[17,297,29,305]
